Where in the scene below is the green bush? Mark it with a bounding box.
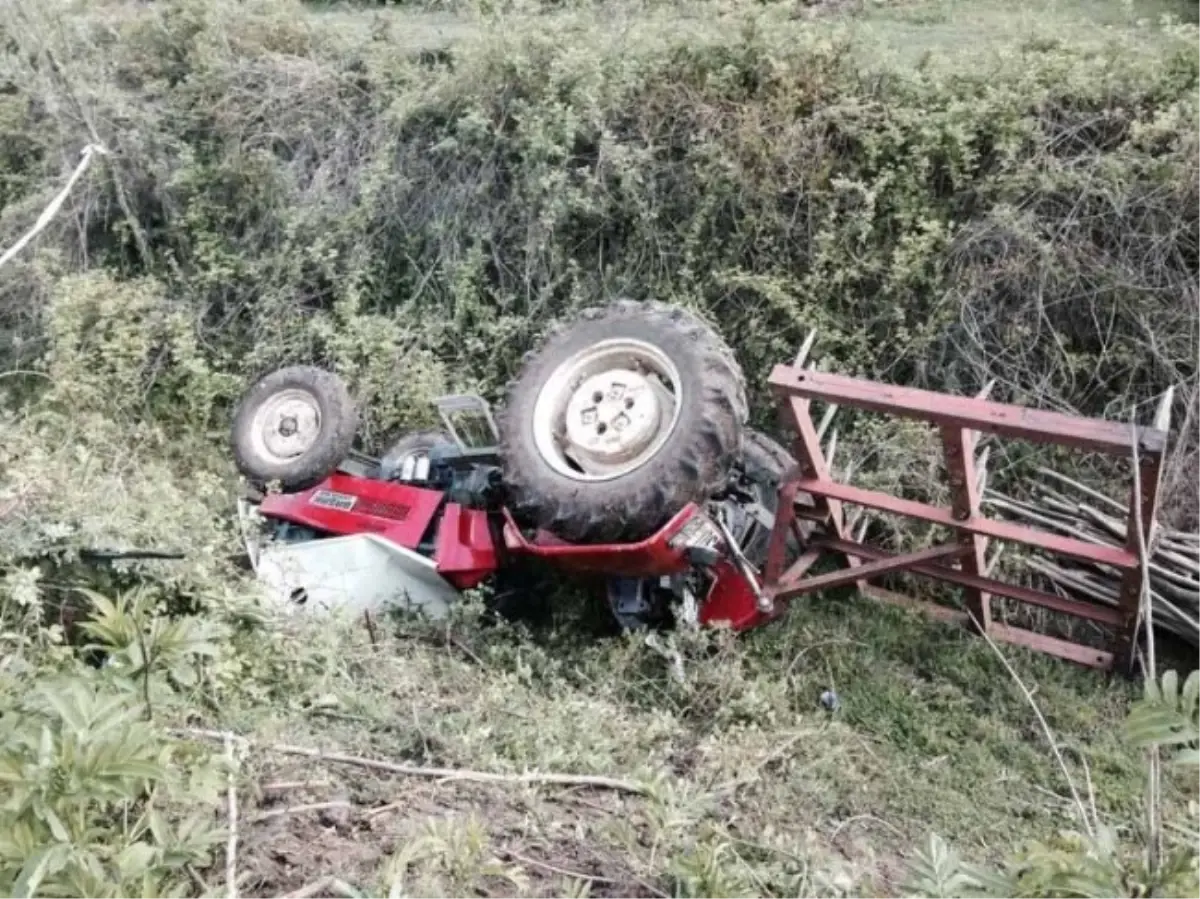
[1,0,1195,447]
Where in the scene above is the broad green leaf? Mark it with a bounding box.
[1162,669,1180,703]
[1183,670,1200,710]
[37,725,55,767]
[10,843,69,899]
[1144,674,1162,703]
[78,588,120,621]
[42,807,71,843]
[101,759,168,781]
[1172,747,1200,767]
[115,842,158,880]
[0,755,26,782]
[36,685,88,735]
[145,807,169,846]
[1129,712,1197,747]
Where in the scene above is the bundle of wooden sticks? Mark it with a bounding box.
[984,468,1200,647]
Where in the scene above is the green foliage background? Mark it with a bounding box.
[2,0,1196,439]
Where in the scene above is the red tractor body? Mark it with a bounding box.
[253,470,766,630]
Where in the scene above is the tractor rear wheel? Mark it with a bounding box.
[231,365,358,492]
[498,300,748,542]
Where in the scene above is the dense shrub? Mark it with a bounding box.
[2,0,1195,440]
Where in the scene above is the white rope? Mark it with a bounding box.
[0,143,108,271]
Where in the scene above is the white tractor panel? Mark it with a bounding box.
[254,532,457,620]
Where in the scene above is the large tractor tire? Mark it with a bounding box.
[498,300,748,542]
[231,365,358,492]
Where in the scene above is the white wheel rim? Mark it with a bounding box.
[249,388,322,465]
[532,338,683,482]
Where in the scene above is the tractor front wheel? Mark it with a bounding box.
[230,365,358,492]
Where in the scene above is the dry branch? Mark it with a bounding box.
[251,801,352,824]
[170,728,649,795]
[225,735,239,899]
[282,877,361,899]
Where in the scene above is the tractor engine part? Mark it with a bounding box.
[379,430,457,484]
[498,300,749,543]
[380,430,503,510]
[608,428,799,629]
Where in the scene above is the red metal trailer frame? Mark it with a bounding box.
[760,362,1172,672]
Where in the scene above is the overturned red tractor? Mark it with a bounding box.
[233,298,1175,672]
[233,301,791,632]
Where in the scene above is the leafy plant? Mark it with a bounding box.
[1126,670,1200,767]
[382,815,529,897]
[0,584,231,898]
[0,676,224,898]
[78,588,225,719]
[905,670,1200,899]
[907,825,1200,899]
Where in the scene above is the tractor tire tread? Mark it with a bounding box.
[498,300,747,542]
[230,365,358,492]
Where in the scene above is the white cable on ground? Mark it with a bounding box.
[0,143,108,271]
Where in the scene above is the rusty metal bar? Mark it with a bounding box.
[941,423,992,632]
[1114,433,1167,669]
[763,472,802,588]
[1111,390,1173,669]
[861,585,1115,669]
[988,623,1114,670]
[817,538,1124,627]
[780,547,823,586]
[789,477,1138,570]
[765,393,863,612]
[771,543,969,602]
[764,354,1170,671]
[769,367,1166,456]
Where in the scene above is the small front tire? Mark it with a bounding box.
[231,365,358,492]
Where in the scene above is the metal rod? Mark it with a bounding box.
[817,539,1124,627]
[792,476,1139,570]
[769,367,1167,456]
[771,543,969,601]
